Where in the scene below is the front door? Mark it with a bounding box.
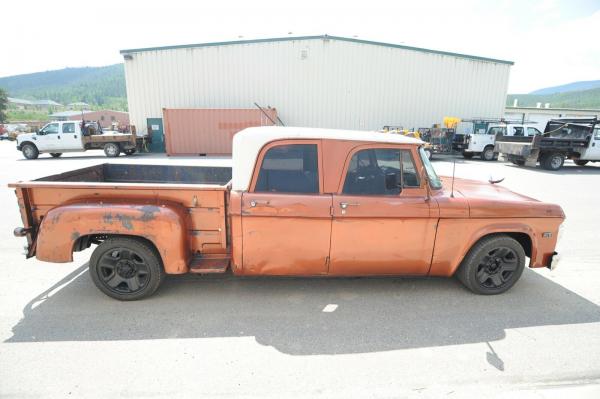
[329,145,437,276]
[581,127,600,160]
[59,122,82,150]
[241,141,332,275]
[35,122,60,151]
[147,118,165,153]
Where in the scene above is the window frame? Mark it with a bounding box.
[61,122,76,134]
[249,139,324,195]
[41,123,59,135]
[337,143,425,197]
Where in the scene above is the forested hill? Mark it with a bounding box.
[0,64,127,110]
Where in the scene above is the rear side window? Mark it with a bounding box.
[255,144,319,194]
[343,148,419,195]
[62,123,75,133]
[527,127,541,136]
[488,127,506,135]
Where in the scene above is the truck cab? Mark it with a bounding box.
[463,124,541,161]
[16,120,136,159]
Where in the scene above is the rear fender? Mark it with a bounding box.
[36,202,190,274]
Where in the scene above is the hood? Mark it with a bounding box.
[17,133,35,143]
[439,177,564,218]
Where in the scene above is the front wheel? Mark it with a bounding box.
[50,153,62,158]
[456,235,526,295]
[90,237,165,300]
[104,142,120,157]
[481,146,496,161]
[21,143,39,159]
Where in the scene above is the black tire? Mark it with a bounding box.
[574,160,588,166]
[22,143,39,159]
[541,152,564,171]
[462,152,474,159]
[481,146,495,161]
[456,235,526,295]
[104,142,120,157]
[124,149,136,156]
[89,237,165,300]
[50,153,62,158]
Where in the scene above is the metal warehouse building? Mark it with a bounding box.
[121,35,513,142]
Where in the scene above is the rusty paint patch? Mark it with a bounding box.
[139,205,161,222]
[103,213,114,224]
[71,231,81,241]
[115,214,134,230]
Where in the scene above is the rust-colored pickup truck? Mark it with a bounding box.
[10,127,564,300]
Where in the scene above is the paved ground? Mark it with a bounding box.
[0,144,599,398]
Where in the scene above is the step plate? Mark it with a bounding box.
[189,257,229,274]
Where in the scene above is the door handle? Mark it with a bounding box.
[57,135,61,139]
[250,200,271,207]
[340,202,360,209]
[74,135,77,138]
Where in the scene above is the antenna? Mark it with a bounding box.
[450,158,456,198]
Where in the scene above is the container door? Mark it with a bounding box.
[147,118,165,153]
[241,141,332,275]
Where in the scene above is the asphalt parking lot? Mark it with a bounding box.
[1,143,599,398]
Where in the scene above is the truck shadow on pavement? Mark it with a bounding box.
[7,264,600,356]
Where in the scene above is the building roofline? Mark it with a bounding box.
[120,35,514,65]
[506,106,600,112]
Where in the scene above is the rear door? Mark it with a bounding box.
[329,145,437,276]
[241,140,332,275]
[59,122,82,150]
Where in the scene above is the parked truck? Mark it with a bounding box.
[11,126,564,300]
[459,123,542,161]
[495,118,600,170]
[16,120,137,159]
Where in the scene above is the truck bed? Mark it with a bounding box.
[10,163,233,258]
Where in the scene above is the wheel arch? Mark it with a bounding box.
[35,202,190,274]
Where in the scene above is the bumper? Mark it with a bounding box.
[547,251,560,270]
[16,144,22,151]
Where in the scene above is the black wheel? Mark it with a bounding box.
[124,149,136,155]
[456,235,526,295]
[50,153,62,158]
[22,143,39,159]
[541,152,564,171]
[104,142,120,157]
[89,237,164,300]
[574,160,588,166]
[482,146,495,161]
[462,152,474,159]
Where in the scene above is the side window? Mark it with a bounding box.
[488,127,505,136]
[527,127,541,136]
[513,127,524,136]
[62,123,75,133]
[342,148,419,196]
[254,144,319,194]
[594,127,600,140]
[41,123,59,134]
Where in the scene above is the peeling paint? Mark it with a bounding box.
[139,205,160,222]
[71,231,81,241]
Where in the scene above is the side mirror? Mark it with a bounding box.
[37,131,44,135]
[385,173,401,191]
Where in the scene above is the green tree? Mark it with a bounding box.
[0,88,8,123]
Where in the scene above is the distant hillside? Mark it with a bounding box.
[507,87,600,109]
[0,64,127,111]
[530,80,600,95]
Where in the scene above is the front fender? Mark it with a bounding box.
[36,202,190,274]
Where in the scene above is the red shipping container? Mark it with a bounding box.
[163,108,277,155]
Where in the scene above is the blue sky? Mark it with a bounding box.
[1,0,599,93]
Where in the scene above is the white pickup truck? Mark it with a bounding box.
[461,124,542,161]
[16,120,137,159]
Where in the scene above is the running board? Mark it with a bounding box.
[189,254,230,274]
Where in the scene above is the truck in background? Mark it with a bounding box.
[495,118,600,170]
[459,122,542,161]
[16,120,137,159]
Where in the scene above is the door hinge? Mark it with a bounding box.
[329,205,334,216]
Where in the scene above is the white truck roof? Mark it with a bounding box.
[231,126,423,191]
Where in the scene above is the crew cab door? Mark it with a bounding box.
[241,140,332,275]
[35,122,60,151]
[329,145,437,275]
[58,122,83,150]
[581,127,600,160]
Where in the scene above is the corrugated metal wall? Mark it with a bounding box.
[124,37,511,135]
[163,108,277,155]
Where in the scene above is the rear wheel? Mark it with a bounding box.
[124,149,136,156]
[456,235,525,295]
[90,237,164,300]
[541,152,564,171]
[462,152,474,159]
[574,160,588,166]
[22,143,39,159]
[104,142,120,157]
[481,146,496,161]
[50,153,62,158]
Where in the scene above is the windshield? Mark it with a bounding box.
[419,146,442,190]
